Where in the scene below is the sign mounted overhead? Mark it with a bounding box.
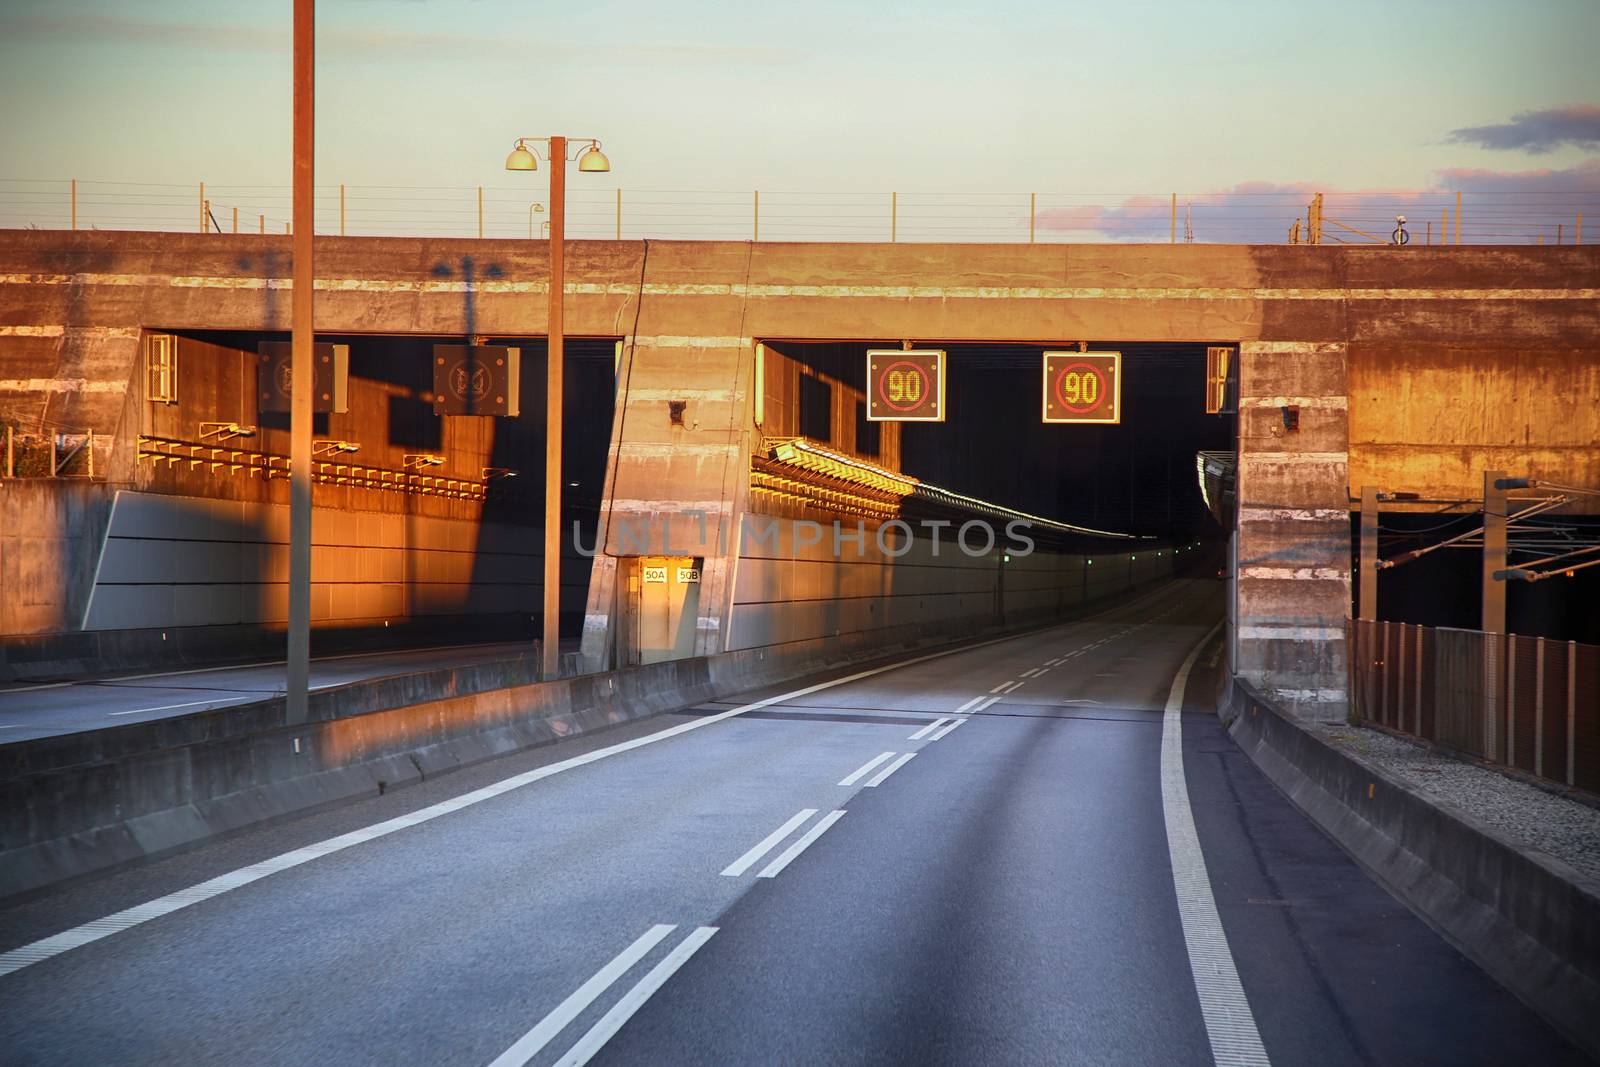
[257,341,349,414]
[432,345,521,417]
[866,349,946,422]
[1042,351,1120,424]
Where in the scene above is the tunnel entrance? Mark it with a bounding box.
[104,329,618,659]
[756,340,1236,546]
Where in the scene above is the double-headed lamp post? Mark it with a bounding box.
[505,136,610,679]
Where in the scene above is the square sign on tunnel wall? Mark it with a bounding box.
[866,349,946,422]
[1042,351,1121,424]
[432,345,521,417]
[257,342,349,413]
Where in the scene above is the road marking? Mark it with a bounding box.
[0,588,1191,977]
[759,810,846,877]
[1044,658,1063,667]
[863,752,916,787]
[839,752,896,785]
[972,696,1001,712]
[721,809,817,876]
[928,719,965,741]
[1060,698,1103,705]
[953,695,986,714]
[1019,668,1044,678]
[107,699,222,717]
[485,924,676,1067]
[989,682,1012,693]
[550,926,718,1067]
[1033,667,1051,677]
[907,718,949,741]
[1160,621,1270,1067]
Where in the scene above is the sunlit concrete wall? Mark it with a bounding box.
[1,231,1595,713]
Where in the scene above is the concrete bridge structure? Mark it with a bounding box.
[1,231,1596,719]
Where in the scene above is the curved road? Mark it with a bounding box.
[0,580,1586,1065]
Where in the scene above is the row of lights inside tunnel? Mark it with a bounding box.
[999,543,1202,564]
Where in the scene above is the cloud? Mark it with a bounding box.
[1446,105,1600,154]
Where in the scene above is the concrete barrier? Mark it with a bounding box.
[1220,675,1600,1061]
[0,578,1174,903]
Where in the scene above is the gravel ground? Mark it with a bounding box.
[1315,723,1600,883]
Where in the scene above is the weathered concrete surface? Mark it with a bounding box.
[3,232,1597,716]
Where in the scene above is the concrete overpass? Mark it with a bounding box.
[1,232,1597,719]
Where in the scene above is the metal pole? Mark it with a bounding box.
[891,192,897,243]
[287,0,315,725]
[260,213,265,235]
[1578,212,1584,246]
[199,181,206,233]
[70,179,76,231]
[1359,485,1379,620]
[5,425,12,478]
[1441,207,1447,245]
[1455,191,1462,245]
[1482,470,1506,634]
[753,190,759,242]
[544,135,566,680]
[1170,193,1176,243]
[232,206,238,233]
[340,183,346,236]
[1029,193,1035,244]
[478,186,484,239]
[616,188,621,240]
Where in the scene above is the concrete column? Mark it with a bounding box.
[1235,341,1351,721]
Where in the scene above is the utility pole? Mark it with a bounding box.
[545,135,567,680]
[287,0,314,724]
[1482,470,1507,634]
[1359,485,1379,621]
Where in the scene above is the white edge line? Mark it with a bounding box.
[485,924,677,1067]
[928,719,965,741]
[838,751,896,786]
[759,810,847,877]
[720,808,817,876]
[549,926,719,1067]
[0,586,1183,978]
[954,695,985,714]
[1161,620,1271,1067]
[108,699,221,717]
[908,718,949,741]
[863,752,917,788]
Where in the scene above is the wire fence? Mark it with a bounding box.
[1,178,1594,246]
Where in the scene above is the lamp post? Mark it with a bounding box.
[528,202,545,240]
[287,0,314,724]
[506,135,610,679]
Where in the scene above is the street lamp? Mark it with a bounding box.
[505,135,611,679]
[528,202,544,240]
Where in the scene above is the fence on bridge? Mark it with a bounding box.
[1349,618,1600,795]
[2,178,1593,246]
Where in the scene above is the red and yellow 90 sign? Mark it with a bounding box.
[866,349,946,422]
[1042,351,1121,424]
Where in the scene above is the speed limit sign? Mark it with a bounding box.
[866,349,946,422]
[1042,351,1121,424]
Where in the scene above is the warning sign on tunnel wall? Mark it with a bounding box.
[1042,351,1121,424]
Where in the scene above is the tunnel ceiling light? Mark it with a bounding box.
[505,141,538,171]
[577,144,611,172]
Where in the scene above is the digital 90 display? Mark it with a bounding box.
[1042,351,1121,424]
[866,349,946,422]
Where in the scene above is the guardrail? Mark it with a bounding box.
[3,178,1593,245]
[1350,618,1599,794]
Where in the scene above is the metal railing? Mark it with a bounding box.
[1350,618,1599,794]
[3,178,1593,246]
[1,426,102,479]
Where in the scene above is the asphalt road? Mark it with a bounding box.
[0,642,538,742]
[0,580,1587,1065]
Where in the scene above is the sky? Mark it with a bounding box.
[2,0,1597,241]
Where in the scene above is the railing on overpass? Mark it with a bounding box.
[1349,618,1600,795]
[3,178,1593,246]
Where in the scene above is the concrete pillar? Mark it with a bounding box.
[1234,341,1351,721]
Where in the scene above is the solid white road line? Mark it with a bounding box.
[0,585,1193,978]
[907,718,949,741]
[863,752,916,788]
[108,699,222,717]
[953,695,986,714]
[1160,621,1271,1067]
[928,719,965,741]
[485,924,676,1067]
[721,809,817,877]
[838,752,896,786]
[550,926,719,1067]
[973,696,1000,712]
[759,810,846,877]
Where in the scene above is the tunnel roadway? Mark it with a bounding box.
[0,580,1586,1065]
